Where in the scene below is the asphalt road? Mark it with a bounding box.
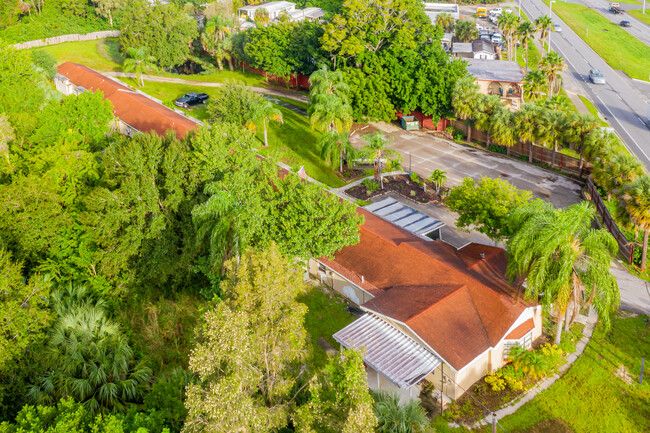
[573,0,650,46]
[521,0,650,167]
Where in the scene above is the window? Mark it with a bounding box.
[503,331,533,360]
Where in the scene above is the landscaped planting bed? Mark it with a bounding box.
[345,174,445,204]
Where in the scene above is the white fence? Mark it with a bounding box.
[12,30,121,50]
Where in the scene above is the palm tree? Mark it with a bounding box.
[538,52,566,97]
[205,14,233,45]
[309,95,353,134]
[498,11,521,60]
[122,47,157,87]
[28,286,151,414]
[593,151,645,200]
[319,130,356,173]
[622,175,650,270]
[562,113,599,176]
[429,169,447,194]
[517,21,536,70]
[523,70,548,101]
[508,200,620,344]
[515,103,542,163]
[358,132,400,188]
[246,98,283,147]
[308,66,351,105]
[373,391,431,433]
[436,12,455,32]
[474,94,500,147]
[455,19,478,42]
[490,106,517,156]
[538,109,565,168]
[451,76,481,143]
[534,15,553,49]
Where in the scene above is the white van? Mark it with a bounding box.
[491,33,503,44]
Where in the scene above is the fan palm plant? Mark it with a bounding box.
[562,113,599,176]
[455,19,478,42]
[622,175,650,270]
[538,108,565,168]
[517,21,536,70]
[592,151,644,200]
[489,106,517,156]
[451,76,481,143]
[507,200,619,344]
[523,70,547,101]
[474,94,500,147]
[373,391,431,433]
[246,98,283,147]
[534,15,553,49]
[538,52,566,97]
[435,12,455,32]
[319,130,356,173]
[122,47,157,88]
[514,103,542,163]
[358,132,400,188]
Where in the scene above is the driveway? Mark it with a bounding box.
[351,123,583,209]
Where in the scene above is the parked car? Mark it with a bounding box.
[174,92,209,108]
[491,33,503,44]
[589,69,606,85]
[553,23,562,32]
[620,20,631,27]
[491,8,503,15]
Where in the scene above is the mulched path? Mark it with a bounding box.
[345,174,444,204]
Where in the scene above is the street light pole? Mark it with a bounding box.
[518,0,521,17]
[548,1,556,53]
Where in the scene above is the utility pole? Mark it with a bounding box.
[548,1,556,53]
[409,152,412,174]
[492,413,498,433]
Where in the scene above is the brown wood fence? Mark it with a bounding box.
[585,176,635,263]
[450,120,592,177]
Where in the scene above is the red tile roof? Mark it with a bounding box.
[505,318,535,340]
[321,208,533,371]
[57,62,198,139]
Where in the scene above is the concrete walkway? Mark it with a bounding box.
[468,307,599,429]
[102,71,309,103]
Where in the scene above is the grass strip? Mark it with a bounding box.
[629,9,650,26]
[578,95,609,127]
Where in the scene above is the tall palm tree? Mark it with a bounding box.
[429,169,447,194]
[358,132,400,188]
[436,12,455,32]
[538,52,566,97]
[622,175,650,270]
[309,95,353,134]
[515,103,542,163]
[28,286,151,414]
[474,94,500,147]
[562,112,599,176]
[204,14,233,45]
[308,66,351,105]
[455,19,478,42]
[246,98,283,147]
[534,15,553,49]
[592,151,645,200]
[538,109,565,168]
[517,21,536,70]
[319,130,356,173]
[490,106,517,156]
[508,201,619,344]
[122,47,157,87]
[373,391,430,433]
[523,70,548,101]
[498,11,521,60]
[451,76,481,143]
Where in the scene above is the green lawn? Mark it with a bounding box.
[297,285,355,368]
[35,38,124,72]
[544,1,650,80]
[629,9,650,26]
[260,105,347,188]
[578,95,609,127]
[274,95,309,111]
[515,42,542,70]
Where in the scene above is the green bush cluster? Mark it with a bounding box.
[362,179,380,194]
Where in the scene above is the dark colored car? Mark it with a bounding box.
[174,92,209,108]
[620,20,631,27]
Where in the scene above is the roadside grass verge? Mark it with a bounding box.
[544,1,650,80]
[629,9,650,26]
[484,314,650,433]
[297,284,355,369]
[578,95,609,127]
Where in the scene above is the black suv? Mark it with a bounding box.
[620,20,631,27]
[174,92,209,108]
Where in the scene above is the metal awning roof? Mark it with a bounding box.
[334,314,441,389]
[363,197,445,239]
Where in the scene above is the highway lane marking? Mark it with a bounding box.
[595,93,650,162]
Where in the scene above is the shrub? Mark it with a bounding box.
[488,144,507,154]
[501,366,525,391]
[410,190,416,197]
[410,172,420,183]
[362,179,380,193]
[485,372,506,392]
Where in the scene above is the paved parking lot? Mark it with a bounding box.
[351,123,583,209]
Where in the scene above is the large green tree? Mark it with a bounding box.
[507,201,620,344]
[622,175,650,270]
[183,245,308,433]
[120,1,198,69]
[451,76,481,143]
[446,176,532,243]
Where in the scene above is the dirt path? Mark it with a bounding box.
[102,72,309,103]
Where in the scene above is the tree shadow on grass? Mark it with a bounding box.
[97,38,124,66]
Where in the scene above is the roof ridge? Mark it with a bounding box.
[402,283,467,323]
[464,285,493,346]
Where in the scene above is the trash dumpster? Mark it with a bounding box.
[401,115,419,131]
